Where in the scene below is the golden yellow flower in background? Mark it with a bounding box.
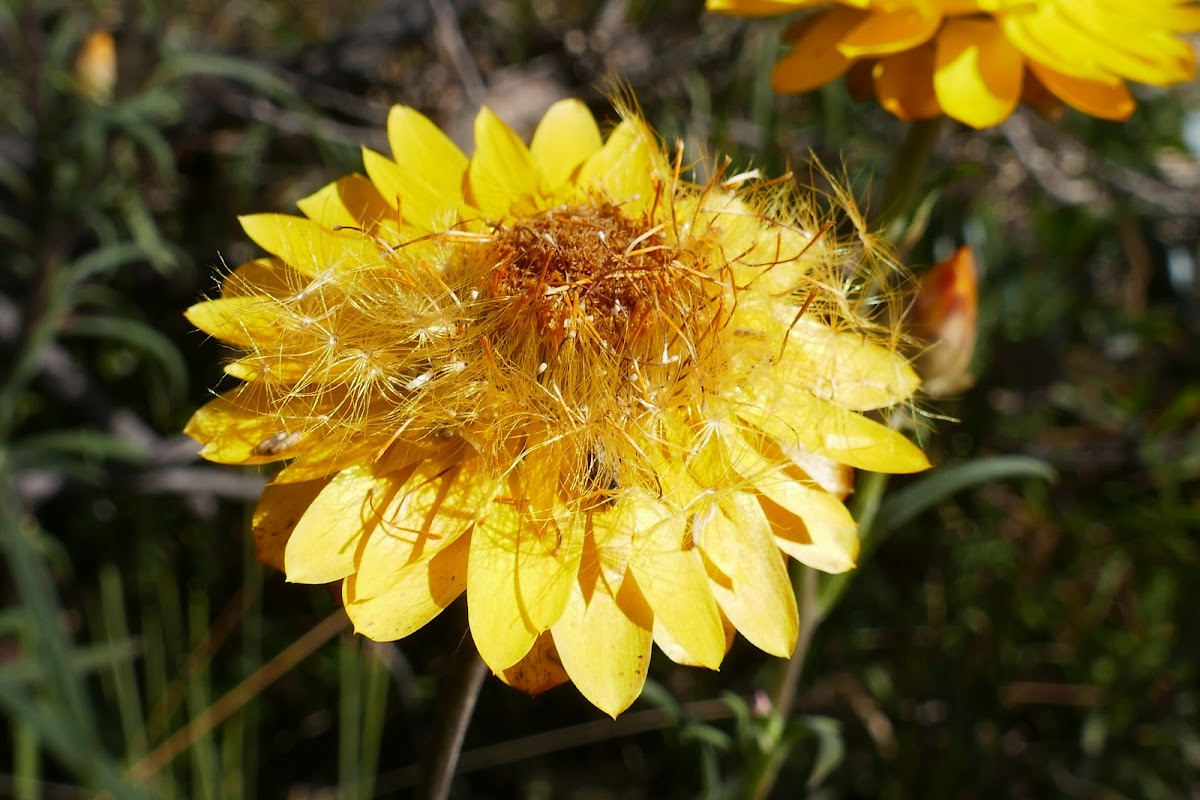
[185,98,928,716]
[707,0,1200,128]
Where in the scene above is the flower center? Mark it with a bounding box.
[464,202,726,506]
[483,203,687,357]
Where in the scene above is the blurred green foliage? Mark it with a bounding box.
[1,0,1198,798]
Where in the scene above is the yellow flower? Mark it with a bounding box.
[707,0,1200,128]
[185,98,928,716]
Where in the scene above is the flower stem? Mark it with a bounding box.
[740,567,822,800]
[414,637,488,800]
[746,466,893,800]
[771,565,822,721]
[877,117,946,228]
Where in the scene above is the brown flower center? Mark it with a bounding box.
[483,203,691,358]
[462,203,728,509]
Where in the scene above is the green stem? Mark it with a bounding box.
[877,117,946,228]
[820,470,890,611]
[741,567,822,800]
[745,465,894,800]
[414,638,488,800]
[770,566,822,722]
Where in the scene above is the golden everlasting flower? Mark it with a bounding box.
[707,0,1200,128]
[185,99,928,716]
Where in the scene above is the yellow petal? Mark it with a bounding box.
[223,355,310,384]
[771,8,866,93]
[575,118,658,215]
[284,463,382,584]
[706,0,824,15]
[251,476,331,572]
[467,107,541,219]
[238,213,381,278]
[185,384,306,465]
[498,631,570,696]
[220,257,298,299]
[780,318,920,411]
[696,492,798,657]
[874,44,943,121]
[551,540,652,717]
[695,193,815,295]
[344,532,469,641]
[837,9,940,58]
[467,494,584,673]
[789,449,855,499]
[355,454,501,598]
[1001,4,1195,86]
[296,174,396,232]
[185,296,285,349]
[1026,61,1134,121]
[587,487,671,589]
[756,477,859,573]
[361,147,462,232]
[530,99,603,189]
[386,105,469,200]
[740,390,930,474]
[933,18,1022,128]
[271,435,381,483]
[627,503,725,670]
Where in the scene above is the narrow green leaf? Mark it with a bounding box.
[0,639,141,689]
[119,192,180,273]
[100,564,150,760]
[680,721,733,751]
[339,635,363,799]
[0,482,151,799]
[66,241,153,285]
[116,116,178,180]
[639,678,683,724]
[797,715,844,789]
[874,455,1057,538]
[155,53,296,105]
[358,646,390,800]
[63,314,188,402]
[11,429,150,473]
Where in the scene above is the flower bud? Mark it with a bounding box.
[911,246,979,398]
[75,30,117,105]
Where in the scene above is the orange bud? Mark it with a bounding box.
[74,30,117,104]
[910,245,979,398]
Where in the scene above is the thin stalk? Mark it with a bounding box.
[820,469,891,611]
[771,566,822,722]
[742,567,822,800]
[131,610,348,782]
[877,117,946,227]
[414,639,488,800]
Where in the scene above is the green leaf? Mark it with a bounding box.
[63,314,188,402]
[119,192,181,273]
[874,455,1057,538]
[154,52,297,105]
[66,241,154,286]
[796,715,844,789]
[680,721,732,752]
[825,456,1057,612]
[0,639,141,689]
[639,678,683,724]
[115,115,178,180]
[10,429,150,475]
